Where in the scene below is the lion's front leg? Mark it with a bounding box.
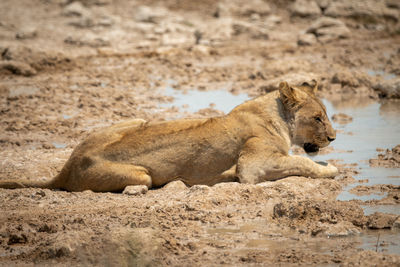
[238,154,338,183]
[237,138,338,184]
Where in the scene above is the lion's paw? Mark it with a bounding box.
[325,164,338,178]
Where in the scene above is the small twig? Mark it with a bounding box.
[375,233,380,252]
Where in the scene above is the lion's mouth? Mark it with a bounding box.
[303,143,319,153]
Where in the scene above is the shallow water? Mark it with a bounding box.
[52,142,67,149]
[312,99,400,204]
[162,86,249,113]
[358,229,400,254]
[207,222,400,256]
[362,205,400,216]
[366,69,397,81]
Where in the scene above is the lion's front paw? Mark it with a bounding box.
[325,164,338,178]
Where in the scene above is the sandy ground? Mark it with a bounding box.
[1,0,400,266]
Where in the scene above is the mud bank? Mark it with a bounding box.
[1,0,400,266]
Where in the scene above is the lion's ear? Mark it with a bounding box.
[311,79,318,94]
[279,81,308,110]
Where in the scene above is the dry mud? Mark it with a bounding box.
[1,0,400,266]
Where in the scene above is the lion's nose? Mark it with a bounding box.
[327,136,335,142]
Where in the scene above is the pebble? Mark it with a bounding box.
[123,185,148,196]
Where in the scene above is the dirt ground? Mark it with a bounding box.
[1,0,400,266]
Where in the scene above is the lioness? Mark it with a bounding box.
[0,81,338,192]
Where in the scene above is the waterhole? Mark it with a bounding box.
[312,99,400,208]
[163,87,400,207]
[164,87,400,255]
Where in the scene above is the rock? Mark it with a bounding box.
[163,180,188,191]
[393,217,400,228]
[8,234,28,245]
[297,33,317,46]
[316,25,350,42]
[232,21,269,39]
[331,70,360,87]
[331,113,353,124]
[369,144,400,168]
[386,0,400,9]
[216,0,271,18]
[64,34,110,47]
[15,28,37,40]
[315,0,330,10]
[324,221,360,237]
[324,0,399,22]
[62,2,91,17]
[307,16,346,33]
[291,0,322,17]
[123,185,148,196]
[307,17,350,42]
[161,32,193,46]
[373,77,400,98]
[189,184,211,193]
[0,45,67,72]
[367,212,398,229]
[192,45,211,55]
[0,60,37,76]
[238,0,271,17]
[133,5,167,23]
[69,17,95,28]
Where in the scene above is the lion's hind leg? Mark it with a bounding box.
[69,161,152,192]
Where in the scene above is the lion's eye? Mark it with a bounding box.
[315,117,322,123]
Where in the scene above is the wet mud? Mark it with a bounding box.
[1,0,400,266]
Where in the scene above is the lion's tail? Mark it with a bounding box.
[0,173,64,190]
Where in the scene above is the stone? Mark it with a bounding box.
[373,77,400,98]
[133,6,167,23]
[239,0,271,16]
[315,0,330,9]
[297,33,317,46]
[367,212,397,229]
[307,16,346,33]
[8,234,28,245]
[192,45,211,55]
[216,0,271,17]
[331,70,360,87]
[163,180,188,191]
[64,34,110,47]
[316,25,350,42]
[232,21,269,39]
[291,0,322,17]
[0,60,37,76]
[324,0,399,22]
[307,17,350,42]
[386,0,400,9]
[369,145,400,168]
[123,185,148,196]
[189,184,211,193]
[15,28,37,40]
[324,221,360,237]
[62,2,91,17]
[161,32,193,46]
[393,217,400,229]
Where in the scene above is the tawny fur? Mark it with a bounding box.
[0,81,338,192]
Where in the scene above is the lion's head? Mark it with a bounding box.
[279,80,336,154]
